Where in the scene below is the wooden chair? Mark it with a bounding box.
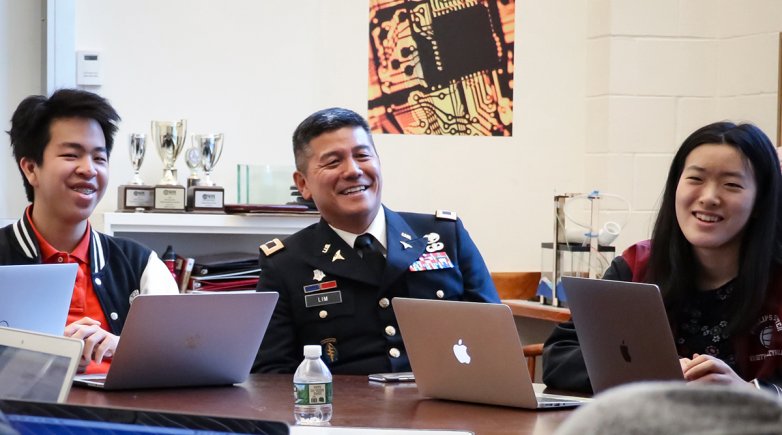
[491,271,544,379]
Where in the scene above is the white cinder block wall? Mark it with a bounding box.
[585,0,782,259]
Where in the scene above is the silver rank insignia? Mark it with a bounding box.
[322,244,331,253]
[400,241,413,250]
[401,232,412,240]
[332,250,345,262]
[435,209,457,221]
[313,269,325,281]
[260,238,285,256]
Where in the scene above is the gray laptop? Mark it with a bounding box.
[73,292,278,390]
[562,276,684,393]
[393,297,588,409]
[0,263,77,335]
[0,327,83,403]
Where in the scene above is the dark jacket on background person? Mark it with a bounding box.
[542,240,782,393]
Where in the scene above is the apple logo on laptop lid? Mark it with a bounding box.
[453,339,471,364]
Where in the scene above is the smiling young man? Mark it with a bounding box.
[254,107,499,374]
[3,89,178,373]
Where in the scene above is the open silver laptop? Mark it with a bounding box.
[562,276,684,393]
[0,327,83,403]
[73,292,278,390]
[0,263,77,336]
[393,297,588,409]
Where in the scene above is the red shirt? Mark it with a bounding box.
[27,207,111,374]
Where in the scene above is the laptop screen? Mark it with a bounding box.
[5,414,244,434]
[0,345,71,402]
[0,399,289,435]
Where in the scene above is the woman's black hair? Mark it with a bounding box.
[647,122,782,333]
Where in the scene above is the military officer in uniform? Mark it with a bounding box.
[253,107,499,374]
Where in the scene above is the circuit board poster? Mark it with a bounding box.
[368,0,515,136]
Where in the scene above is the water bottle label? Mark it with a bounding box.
[294,382,333,405]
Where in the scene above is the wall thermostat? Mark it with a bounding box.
[76,51,102,86]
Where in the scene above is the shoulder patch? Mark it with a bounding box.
[260,238,285,256]
[435,210,457,221]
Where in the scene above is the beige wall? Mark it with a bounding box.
[3,0,782,273]
[73,0,588,271]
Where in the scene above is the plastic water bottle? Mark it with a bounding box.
[293,345,333,424]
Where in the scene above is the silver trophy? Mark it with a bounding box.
[194,133,224,186]
[187,133,225,211]
[118,133,154,211]
[128,133,146,185]
[184,144,203,188]
[152,120,187,186]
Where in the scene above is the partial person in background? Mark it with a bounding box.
[555,382,782,435]
[543,122,782,395]
[254,107,499,374]
[3,89,178,373]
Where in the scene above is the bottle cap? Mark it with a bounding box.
[303,345,322,358]
[162,245,176,260]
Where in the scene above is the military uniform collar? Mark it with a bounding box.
[329,208,387,253]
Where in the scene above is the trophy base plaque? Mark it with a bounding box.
[188,186,225,212]
[118,185,154,211]
[153,185,187,212]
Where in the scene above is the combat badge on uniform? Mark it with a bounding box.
[435,209,457,221]
[321,338,339,363]
[260,238,285,256]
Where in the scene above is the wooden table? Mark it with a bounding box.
[67,374,574,434]
[502,300,571,323]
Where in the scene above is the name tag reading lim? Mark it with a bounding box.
[305,290,343,308]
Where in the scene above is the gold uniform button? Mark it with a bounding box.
[319,310,328,319]
[436,290,445,299]
[385,326,396,336]
[378,298,390,308]
[388,347,401,358]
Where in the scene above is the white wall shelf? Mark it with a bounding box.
[103,212,319,257]
[103,212,319,236]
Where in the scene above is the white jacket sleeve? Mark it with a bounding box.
[140,252,179,295]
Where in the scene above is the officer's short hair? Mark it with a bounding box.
[292,107,373,172]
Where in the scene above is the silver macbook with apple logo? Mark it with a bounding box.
[73,292,278,390]
[392,297,588,409]
[561,276,684,393]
